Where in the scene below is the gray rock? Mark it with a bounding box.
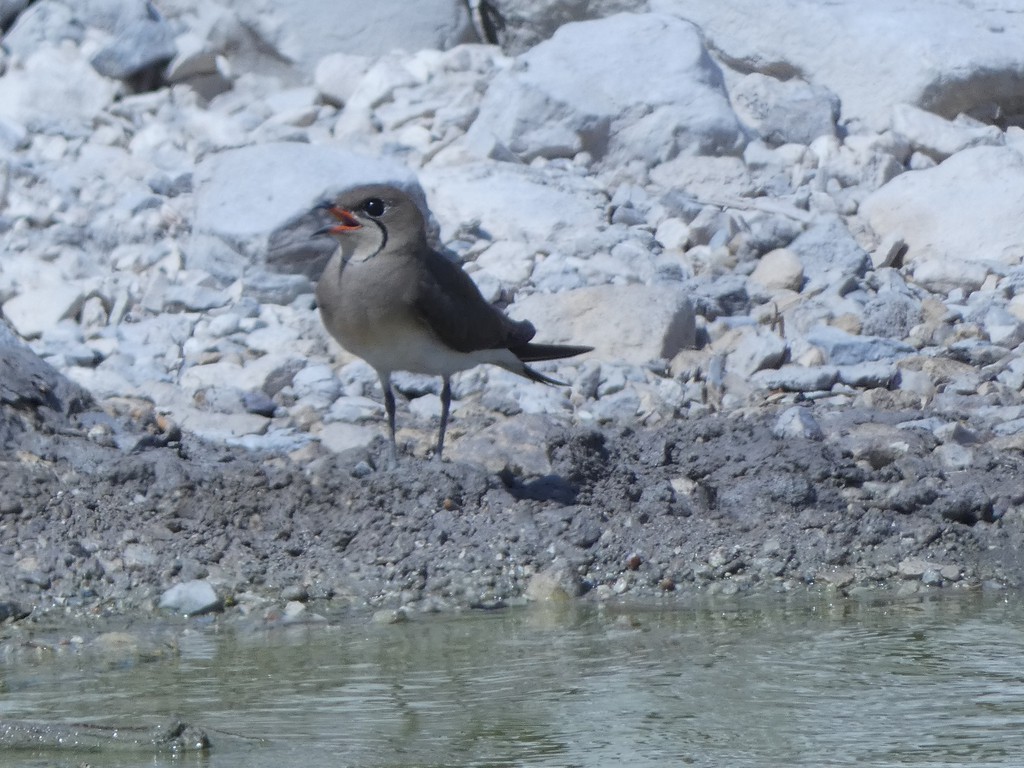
[786,216,871,293]
[0,319,93,440]
[861,293,923,339]
[731,73,840,145]
[242,391,277,417]
[280,584,308,602]
[0,0,28,29]
[751,364,838,392]
[76,0,155,32]
[807,325,915,365]
[835,361,896,388]
[91,18,177,81]
[690,275,750,318]
[158,580,223,616]
[243,271,314,305]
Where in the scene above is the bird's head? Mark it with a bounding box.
[314,184,427,261]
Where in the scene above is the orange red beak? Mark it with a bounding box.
[314,202,362,236]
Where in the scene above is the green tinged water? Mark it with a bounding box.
[1,592,1023,767]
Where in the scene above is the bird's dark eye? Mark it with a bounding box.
[362,198,385,217]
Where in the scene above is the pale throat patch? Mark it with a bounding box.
[345,224,386,264]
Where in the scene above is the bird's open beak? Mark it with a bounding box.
[313,203,362,236]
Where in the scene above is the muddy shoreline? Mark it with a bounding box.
[3,376,1023,630]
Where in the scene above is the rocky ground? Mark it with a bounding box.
[2,0,1024,627]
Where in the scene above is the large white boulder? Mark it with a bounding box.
[192,143,419,276]
[0,44,117,132]
[509,284,697,365]
[159,0,473,79]
[652,0,1024,130]
[463,13,745,165]
[859,146,1024,281]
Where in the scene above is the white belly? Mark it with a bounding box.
[335,315,520,377]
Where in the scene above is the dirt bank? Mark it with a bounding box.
[2,356,1022,625]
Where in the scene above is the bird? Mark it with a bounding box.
[313,183,592,464]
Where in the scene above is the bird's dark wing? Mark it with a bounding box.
[412,248,523,353]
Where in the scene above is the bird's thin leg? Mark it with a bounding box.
[435,376,452,462]
[379,372,398,466]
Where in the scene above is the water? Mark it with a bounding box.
[1,592,1024,767]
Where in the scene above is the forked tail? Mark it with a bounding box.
[514,342,593,386]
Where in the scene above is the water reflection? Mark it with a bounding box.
[1,592,1023,767]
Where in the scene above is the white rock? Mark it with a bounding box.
[159,580,221,616]
[331,55,422,138]
[649,155,754,201]
[2,283,89,339]
[655,218,691,251]
[772,406,824,440]
[895,368,936,400]
[934,443,975,471]
[727,326,788,377]
[179,361,244,393]
[0,44,117,131]
[317,422,378,453]
[890,103,1004,161]
[291,364,343,404]
[471,241,535,288]
[984,306,1024,348]
[748,248,804,292]
[193,142,418,260]
[860,146,1024,275]
[911,259,989,295]
[3,2,81,58]
[419,162,606,255]
[651,0,1024,130]
[464,13,744,164]
[165,32,220,81]
[326,395,383,423]
[509,284,696,366]
[314,52,372,106]
[210,0,472,77]
[175,408,271,441]
[237,353,305,394]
